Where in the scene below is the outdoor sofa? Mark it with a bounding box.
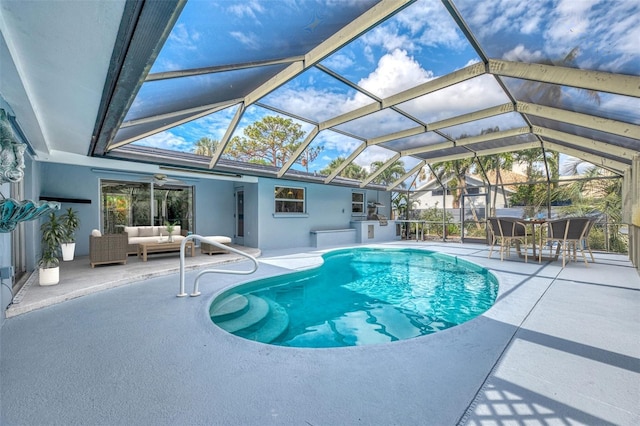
[123,225,186,255]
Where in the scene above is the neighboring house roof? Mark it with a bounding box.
[413,170,527,195]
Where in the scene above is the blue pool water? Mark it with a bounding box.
[210,248,498,348]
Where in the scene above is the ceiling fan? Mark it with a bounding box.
[145,173,186,186]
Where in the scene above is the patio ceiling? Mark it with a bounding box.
[3,0,639,189]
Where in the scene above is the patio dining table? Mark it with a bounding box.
[519,218,559,263]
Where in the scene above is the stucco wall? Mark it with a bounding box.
[255,178,391,250]
[39,164,238,256]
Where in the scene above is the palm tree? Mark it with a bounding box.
[370,160,406,187]
[319,157,368,180]
[193,137,218,156]
[431,158,475,209]
[477,152,514,213]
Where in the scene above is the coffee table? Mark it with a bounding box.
[137,240,195,262]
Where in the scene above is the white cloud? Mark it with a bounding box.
[361,26,415,53]
[168,23,200,51]
[135,131,190,151]
[321,53,355,71]
[354,145,396,171]
[316,130,361,155]
[399,74,510,123]
[357,49,434,98]
[229,31,260,50]
[227,1,265,21]
[503,44,545,62]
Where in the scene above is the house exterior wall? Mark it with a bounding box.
[413,186,510,211]
[39,163,238,256]
[19,162,395,256]
[255,177,391,250]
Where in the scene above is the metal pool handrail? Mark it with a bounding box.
[177,234,259,297]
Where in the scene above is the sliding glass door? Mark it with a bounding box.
[101,180,194,233]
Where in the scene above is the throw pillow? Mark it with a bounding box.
[139,227,155,237]
[91,229,102,237]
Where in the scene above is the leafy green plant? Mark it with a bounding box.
[60,207,80,243]
[164,221,177,235]
[39,212,64,268]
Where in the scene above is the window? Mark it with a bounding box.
[432,188,452,196]
[100,180,194,233]
[274,186,305,213]
[352,192,365,215]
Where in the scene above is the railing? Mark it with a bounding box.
[177,234,259,297]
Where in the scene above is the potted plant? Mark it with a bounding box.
[60,207,80,261]
[165,221,177,242]
[38,212,65,286]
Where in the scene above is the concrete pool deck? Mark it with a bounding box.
[1,241,639,425]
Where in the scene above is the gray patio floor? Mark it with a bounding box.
[1,242,639,425]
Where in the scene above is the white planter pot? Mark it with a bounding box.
[39,266,60,286]
[61,242,76,261]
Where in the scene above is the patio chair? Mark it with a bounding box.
[487,217,528,262]
[89,232,128,268]
[544,217,591,268]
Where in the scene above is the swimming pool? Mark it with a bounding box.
[210,248,498,347]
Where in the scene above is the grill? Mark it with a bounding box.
[367,202,388,226]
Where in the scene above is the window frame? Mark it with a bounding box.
[274,185,306,214]
[351,191,365,216]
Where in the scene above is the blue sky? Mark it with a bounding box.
[129,0,639,181]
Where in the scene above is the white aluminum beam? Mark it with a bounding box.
[542,141,627,173]
[277,126,319,178]
[489,59,640,98]
[428,103,514,131]
[108,102,239,150]
[360,153,401,187]
[318,62,486,131]
[244,0,412,107]
[456,126,531,146]
[367,126,426,146]
[424,141,541,164]
[209,102,245,168]
[387,160,425,191]
[119,99,241,129]
[532,126,634,160]
[401,141,453,156]
[382,62,486,108]
[517,102,640,140]
[324,143,366,184]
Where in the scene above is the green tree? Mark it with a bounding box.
[319,156,368,180]
[553,164,626,252]
[431,158,475,209]
[477,151,514,212]
[224,116,322,170]
[511,148,560,216]
[193,137,218,156]
[370,160,406,187]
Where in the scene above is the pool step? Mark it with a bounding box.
[215,294,269,333]
[210,293,249,321]
[236,297,289,343]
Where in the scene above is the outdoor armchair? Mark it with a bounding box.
[544,217,591,267]
[89,233,128,268]
[487,217,528,262]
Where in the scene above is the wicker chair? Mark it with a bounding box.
[90,233,128,268]
[487,217,528,262]
[545,217,591,267]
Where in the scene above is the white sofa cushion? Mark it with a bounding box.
[138,226,156,237]
[123,226,139,237]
